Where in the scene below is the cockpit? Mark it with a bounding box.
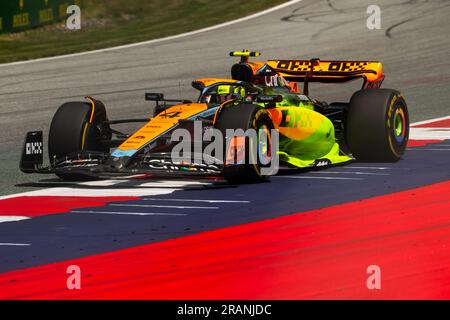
[196,81,261,105]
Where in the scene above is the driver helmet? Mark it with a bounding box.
[215,85,246,103]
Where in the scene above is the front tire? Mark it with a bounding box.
[48,100,110,181]
[214,104,275,183]
[346,89,409,162]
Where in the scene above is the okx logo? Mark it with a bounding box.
[25,142,42,155]
[170,121,280,176]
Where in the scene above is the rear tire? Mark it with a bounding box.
[214,104,274,183]
[48,100,109,181]
[346,89,409,162]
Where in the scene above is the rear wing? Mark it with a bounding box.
[266,59,384,88]
[229,52,385,92]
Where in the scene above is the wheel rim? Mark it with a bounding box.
[258,124,272,162]
[393,108,406,142]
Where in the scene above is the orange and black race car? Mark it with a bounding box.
[20,51,409,183]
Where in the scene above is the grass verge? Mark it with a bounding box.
[0,0,286,63]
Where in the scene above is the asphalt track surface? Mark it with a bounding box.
[0,0,450,299]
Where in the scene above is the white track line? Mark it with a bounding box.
[140,198,250,203]
[343,166,392,170]
[109,203,218,209]
[410,127,450,140]
[0,0,303,67]
[0,216,30,223]
[78,180,128,186]
[274,176,364,180]
[138,182,207,188]
[407,148,450,151]
[410,115,450,127]
[72,210,186,216]
[0,186,179,200]
[309,171,389,176]
[0,243,31,246]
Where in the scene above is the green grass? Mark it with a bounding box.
[0,0,286,63]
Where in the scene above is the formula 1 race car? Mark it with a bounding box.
[20,51,409,183]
